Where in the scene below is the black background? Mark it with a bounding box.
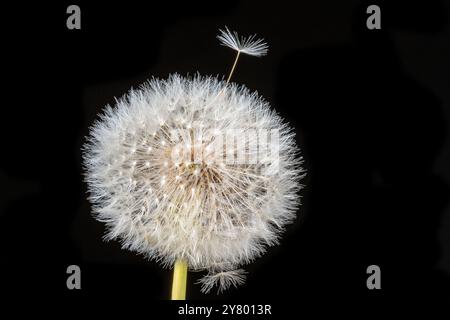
[1,0,450,315]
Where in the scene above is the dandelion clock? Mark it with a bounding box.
[83,27,305,299]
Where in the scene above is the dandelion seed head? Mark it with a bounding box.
[83,74,304,293]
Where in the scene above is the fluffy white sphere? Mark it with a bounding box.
[83,74,304,292]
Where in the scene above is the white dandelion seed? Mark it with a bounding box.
[198,269,247,294]
[217,26,268,57]
[83,29,305,297]
[217,26,268,88]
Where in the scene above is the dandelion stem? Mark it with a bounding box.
[171,259,188,300]
[226,51,241,86]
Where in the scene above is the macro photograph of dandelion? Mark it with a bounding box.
[1,0,450,316]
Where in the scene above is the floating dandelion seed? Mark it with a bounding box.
[83,28,305,299]
[198,269,247,294]
[217,27,269,86]
[217,26,269,57]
